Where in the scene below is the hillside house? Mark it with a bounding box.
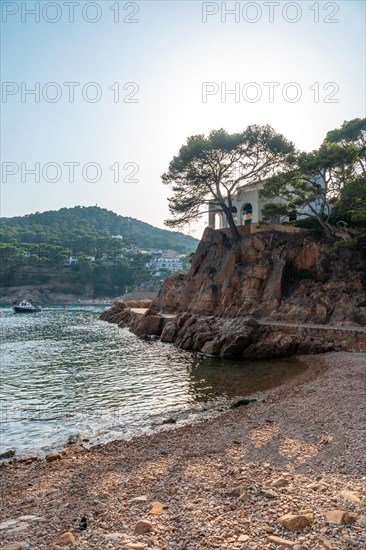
[208,175,328,229]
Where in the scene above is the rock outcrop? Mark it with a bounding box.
[153,226,366,325]
[100,226,366,358]
[160,312,343,358]
[99,300,169,337]
[99,300,152,327]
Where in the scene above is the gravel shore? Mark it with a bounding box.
[1,352,365,550]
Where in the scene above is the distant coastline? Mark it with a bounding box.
[0,286,157,306]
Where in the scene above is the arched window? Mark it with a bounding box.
[241,203,253,225]
[214,212,224,229]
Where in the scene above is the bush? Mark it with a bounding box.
[332,238,358,250]
[293,217,322,229]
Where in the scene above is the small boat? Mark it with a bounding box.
[13,300,42,313]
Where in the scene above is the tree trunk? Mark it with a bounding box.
[219,204,242,263]
[316,214,336,239]
[222,204,241,242]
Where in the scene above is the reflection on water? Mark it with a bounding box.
[0,305,305,455]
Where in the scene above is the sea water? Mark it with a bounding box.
[0,305,304,456]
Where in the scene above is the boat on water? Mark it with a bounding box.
[13,300,42,313]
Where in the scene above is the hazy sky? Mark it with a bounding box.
[1,0,365,237]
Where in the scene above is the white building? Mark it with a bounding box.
[65,256,78,265]
[208,181,264,229]
[155,257,183,272]
[208,176,327,230]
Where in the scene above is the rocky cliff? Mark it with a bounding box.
[153,226,366,325]
[100,226,366,358]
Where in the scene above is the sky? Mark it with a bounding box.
[1,0,365,238]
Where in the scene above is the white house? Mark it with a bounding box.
[208,175,327,230]
[208,181,264,229]
[155,256,183,272]
[65,256,78,265]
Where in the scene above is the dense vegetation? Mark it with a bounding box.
[0,206,198,297]
[1,206,198,252]
[163,118,366,241]
[260,118,366,238]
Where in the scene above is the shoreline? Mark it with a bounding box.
[1,351,365,549]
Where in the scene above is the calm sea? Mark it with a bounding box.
[0,305,304,456]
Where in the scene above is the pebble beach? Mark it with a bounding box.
[1,351,365,550]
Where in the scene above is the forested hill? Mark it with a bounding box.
[1,206,198,253]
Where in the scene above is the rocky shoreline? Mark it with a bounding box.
[99,303,366,358]
[1,351,365,549]
[99,226,366,359]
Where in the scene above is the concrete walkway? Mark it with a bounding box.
[260,320,366,333]
[130,309,366,333]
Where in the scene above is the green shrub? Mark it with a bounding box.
[332,238,358,250]
[293,217,322,229]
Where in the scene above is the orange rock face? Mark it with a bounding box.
[153,227,366,324]
[99,227,366,357]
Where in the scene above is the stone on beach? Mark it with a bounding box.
[258,488,279,499]
[277,513,313,531]
[45,451,62,463]
[133,519,153,535]
[0,449,16,459]
[267,534,299,547]
[340,489,362,505]
[324,510,358,524]
[272,477,290,488]
[162,417,176,424]
[6,522,30,534]
[238,534,250,542]
[105,532,124,541]
[148,501,164,515]
[0,519,18,530]
[227,485,246,497]
[51,531,76,547]
[2,543,29,550]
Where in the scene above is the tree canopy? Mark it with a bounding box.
[260,118,366,237]
[1,206,198,253]
[163,125,294,240]
[325,117,365,174]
